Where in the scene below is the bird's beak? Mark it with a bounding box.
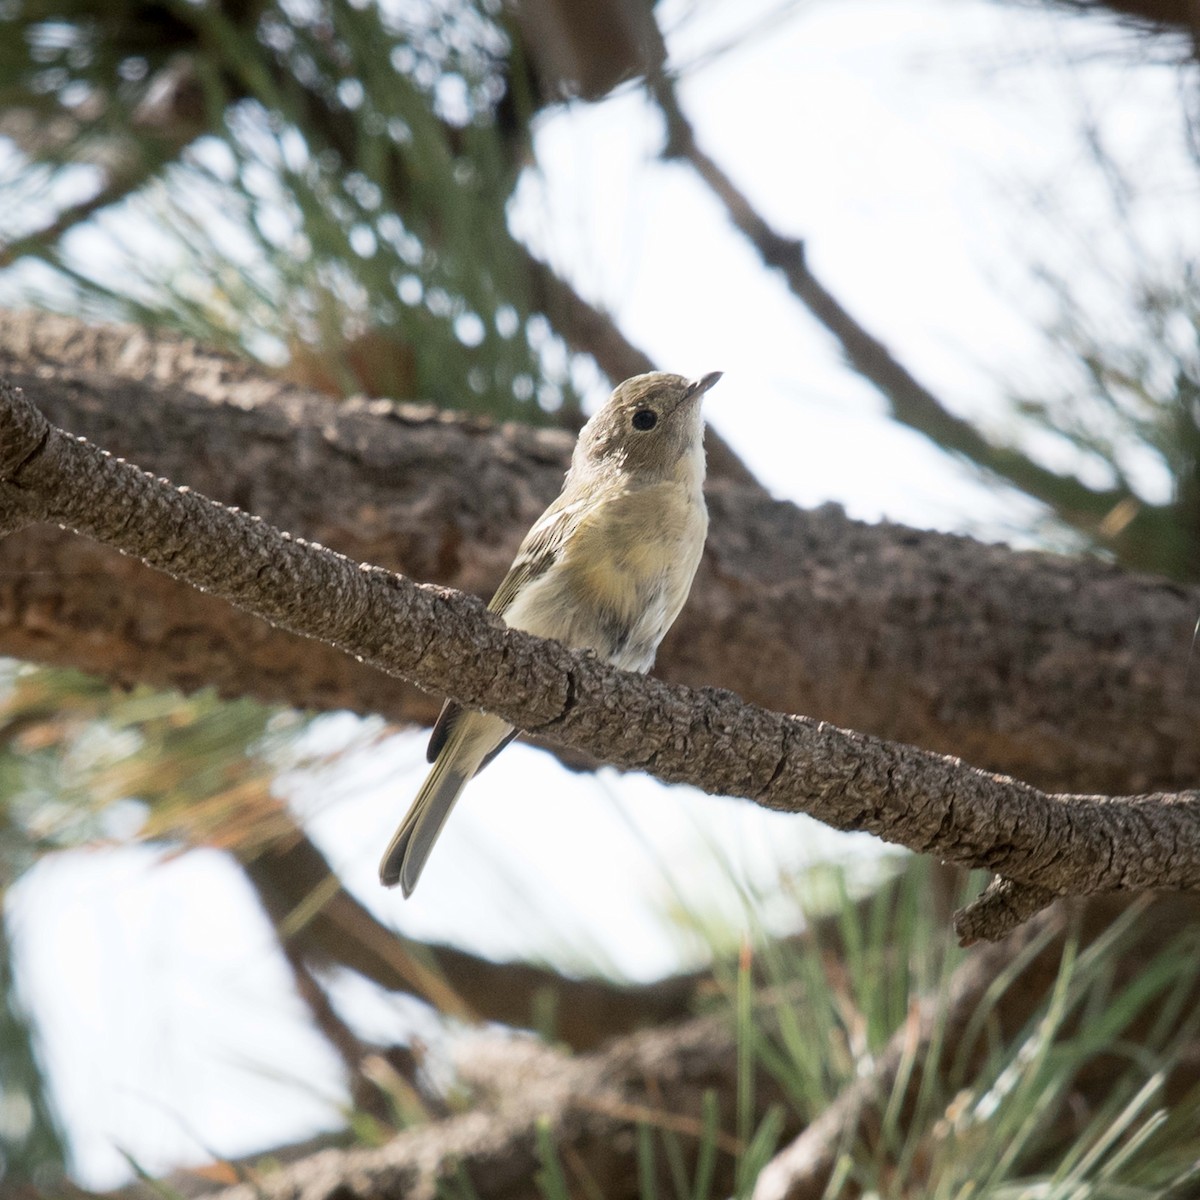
[686,371,723,399]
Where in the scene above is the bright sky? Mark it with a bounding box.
[5,0,1200,1186]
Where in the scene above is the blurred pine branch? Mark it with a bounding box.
[0,0,583,420]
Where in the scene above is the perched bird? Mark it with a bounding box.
[379,370,722,896]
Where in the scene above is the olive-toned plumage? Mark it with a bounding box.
[379,370,721,895]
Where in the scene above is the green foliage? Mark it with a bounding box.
[0,914,68,1188]
[0,0,583,420]
[1011,259,1200,579]
[735,864,1200,1198]
[0,661,291,866]
[0,661,316,1187]
[507,860,1200,1199]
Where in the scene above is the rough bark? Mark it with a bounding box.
[2,311,1200,806]
[4,370,1200,938]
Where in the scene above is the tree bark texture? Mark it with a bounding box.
[1,310,1199,804]
[3,343,1200,937]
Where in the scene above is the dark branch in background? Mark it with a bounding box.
[649,76,1196,578]
[0,166,150,272]
[1035,0,1200,46]
[192,1008,784,1200]
[0,55,204,270]
[502,4,762,489]
[524,253,654,380]
[277,938,407,1124]
[5,311,1200,804]
[242,825,705,1052]
[115,889,1200,1200]
[0,4,759,490]
[243,818,949,1052]
[4,378,1200,940]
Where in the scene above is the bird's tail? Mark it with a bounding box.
[379,751,471,896]
[379,712,509,896]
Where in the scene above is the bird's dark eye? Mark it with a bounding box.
[632,409,658,431]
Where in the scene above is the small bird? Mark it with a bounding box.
[379,370,722,895]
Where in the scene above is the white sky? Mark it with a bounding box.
[5,0,1200,1187]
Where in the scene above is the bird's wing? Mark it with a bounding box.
[425,491,587,764]
[486,493,587,617]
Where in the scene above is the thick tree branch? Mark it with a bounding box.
[3,377,1200,937]
[4,311,1200,803]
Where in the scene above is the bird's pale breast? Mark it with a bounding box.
[502,479,706,673]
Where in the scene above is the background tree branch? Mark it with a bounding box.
[1,311,1198,800]
[114,889,1200,1200]
[187,1010,785,1200]
[4,371,1200,939]
[650,76,1195,579]
[242,822,707,1052]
